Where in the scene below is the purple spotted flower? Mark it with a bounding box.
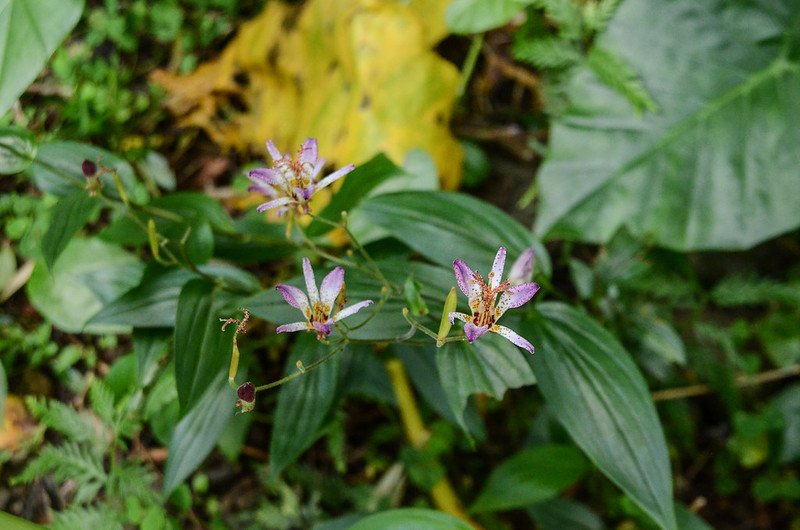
[248,138,355,215]
[449,247,539,352]
[275,258,373,339]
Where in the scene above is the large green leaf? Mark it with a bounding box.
[535,0,800,250]
[269,334,342,476]
[446,0,532,35]
[358,191,551,277]
[40,189,99,269]
[436,334,535,429]
[520,303,676,530]
[173,279,234,415]
[27,238,144,333]
[0,0,84,116]
[163,371,235,496]
[347,509,472,530]
[0,511,45,529]
[471,444,589,513]
[0,126,36,174]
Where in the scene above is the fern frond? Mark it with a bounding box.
[583,0,622,32]
[89,379,116,427]
[50,505,123,530]
[586,46,659,113]
[530,0,583,40]
[513,36,581,69]
[24,396,99,445]
[109,461,158,504]
[14,442,106,504]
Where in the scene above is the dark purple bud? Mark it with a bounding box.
[237,381,255,402]
[82,159,98,177]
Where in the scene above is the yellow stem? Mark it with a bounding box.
[385,359,484,529]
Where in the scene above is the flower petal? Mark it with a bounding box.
[248,167,280,186]
[302,257,320,304]
[312,321,332,336]
[276,284,310,313]
[453,259,480,302]
[276,321,311,333]
[266,140,282,161]
[448,311,470,324]
[256,197,292,212]
[490,246,507,290]
[319,267,344,309]
[491,324,534,353]
[309,158,326,181]
[464,322,489,342]
[495,282,540,319]
[331,299,373,322]
[316,163,355,190]
[248,183,277,197]
[299,138,318,164]
[508,248,535,285]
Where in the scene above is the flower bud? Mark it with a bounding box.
[436,287,458,347]
[82,159,98,177]
[235,382,256,413]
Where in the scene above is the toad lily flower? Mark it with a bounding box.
[276,258,373,339]
[449,247,539,352]
[248,138,355,215]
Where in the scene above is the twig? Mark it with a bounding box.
[652,364,800,402]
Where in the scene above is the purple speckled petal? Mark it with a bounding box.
[492,325,534,353]
[309,158,326,182]
[490,247,507,290]
[448,311,469,325]
[316,164,355,190]
[464,322,489,342]
[453,259,472,297]
[301,258,320,304]
[266,140,282,161]
[312,321,332,336]
[299,138,318,164]
[508,248,534,285]
[495,282,540,319]
[248,167,280,186]
[256,197,292,212]
[276,284,310,313]
[331,300,373,322]
[248,183,277,198]
[276,321,310,333]
[319,267,344,310]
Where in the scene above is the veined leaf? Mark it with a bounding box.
[0,0,84,116]
[348,508,472,530]
[535,0,800,250]
[41,189,98,270]
[0,126,36,174]
[521,303,676,530]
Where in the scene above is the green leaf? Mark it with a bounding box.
[635,315,687,366]
[135,150,176,190]
[270,334,342,476]
[0,126,37,174]
[513,36,581,70]
[173,279,234,414]
[163,371,233,496]
[27,141,142,202]
[436,334,535,429]
[675,504,714,530]
[347,509,472,530]
[773,384,800,464]
[358,191,551,277]
[446,0,532,35]
[133,328,170,388]
[535,0,800,250]
[520,303,676,530]
[471,444,589,513]
[41,190,98,270]
[527,497,606,530]
[0,0,84,116]
[27,238,144,333]
[0,511,46,529]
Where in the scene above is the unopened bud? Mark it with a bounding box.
[235,382,256,413]
[296,360,306,373]
[436,287,458,347]
[82,159,98,177]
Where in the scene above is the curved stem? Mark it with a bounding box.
[255,343,347,392]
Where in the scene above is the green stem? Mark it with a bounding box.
[255,343,347,392]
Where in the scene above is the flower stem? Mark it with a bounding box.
[254,343,347,392]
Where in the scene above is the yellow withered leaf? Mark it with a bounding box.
[153,0,463,188]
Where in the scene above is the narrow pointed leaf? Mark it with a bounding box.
[41,189,98,270]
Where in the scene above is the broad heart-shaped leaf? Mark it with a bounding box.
[471,444,589,514]
[347,508,472,530]
[0,0,84,116]
[358,190,551,277]
[27,237,144,334]
[173,279,235,415]
[163,371,235,496]
[535,0,800,251]
[0,126,37,174]
[436,334,536,431]
[41,189,99,270]
[270,333,342,476]
[520,303,676,530]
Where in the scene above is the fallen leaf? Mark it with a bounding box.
[0,395,36,451]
